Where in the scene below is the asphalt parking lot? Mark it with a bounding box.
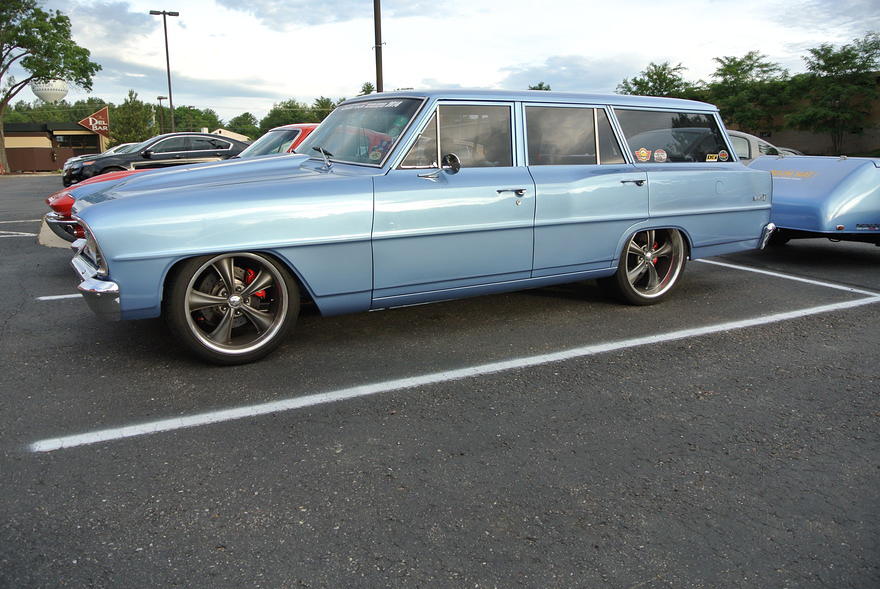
[1,175,878,588]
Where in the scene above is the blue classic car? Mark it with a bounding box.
[71,90,775,364]
[748,155,880,246]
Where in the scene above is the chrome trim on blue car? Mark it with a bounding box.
[71,251,121,321]
[759,223,777,250]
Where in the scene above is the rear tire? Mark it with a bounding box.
[164,252,300,365]
[599,228,687,305]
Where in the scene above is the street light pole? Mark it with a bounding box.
[157,95,167,133]
[150,10,179,132]
[373,0,383,92]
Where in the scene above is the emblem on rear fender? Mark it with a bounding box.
[753,193,768,201]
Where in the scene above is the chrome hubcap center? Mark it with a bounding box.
[227,294,243,308]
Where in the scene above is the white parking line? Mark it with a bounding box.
[0,219,40,224]
[0,231,37,237]
[697,259,880,297]
[37,294,81,301]
[29,295,880,453]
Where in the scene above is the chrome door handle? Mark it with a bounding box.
[497,188,527,196]
[620,179,645,186]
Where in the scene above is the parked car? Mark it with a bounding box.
[728,130,805,163]
[62,142,138,185]
[44,124,319,244]
[237,123,317,158]
[749,155,879,246]
[62,132,249,185]
[69,90,774,364]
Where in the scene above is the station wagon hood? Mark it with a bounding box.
[74,154,349,211]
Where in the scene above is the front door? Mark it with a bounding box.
[372,103,535,303]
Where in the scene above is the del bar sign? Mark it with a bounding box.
[77,107,110,137]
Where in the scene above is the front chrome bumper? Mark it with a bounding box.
[759,222,777,250]
[71,239,121,321]
[44,212,78,242]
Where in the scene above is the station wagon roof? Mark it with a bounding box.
[343,89,717,112]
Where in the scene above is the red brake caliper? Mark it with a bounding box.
[244,268,266,298]
[652,241,659,265]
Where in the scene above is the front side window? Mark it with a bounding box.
[400,113,438,168]
[151,136,189,153]
[757,140,778,155]
[296,97,422,165]
[400,104,513,169]
[615,109,731,163]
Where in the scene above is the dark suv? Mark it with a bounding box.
[63,132,249,185]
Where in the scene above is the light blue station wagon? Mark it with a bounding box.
[71,90,775,364]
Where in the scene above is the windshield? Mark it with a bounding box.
[296,97,423,165]
[238,128,301,158]
[112,143,137,154]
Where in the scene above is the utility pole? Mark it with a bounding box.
[150,10,179,131]
[373,0,383,92]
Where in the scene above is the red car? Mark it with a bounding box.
[42,123,318,244]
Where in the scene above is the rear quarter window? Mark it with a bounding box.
[615,109,731,163]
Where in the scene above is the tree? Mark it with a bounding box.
[358,82,375,96]
[785,32,880,153]
[528,82,551,91]
[226,112,259,139]
[617,62,699,98]
[0,0,101,171]
[259,99,313,133]
[110,90,154,145]
[173,105,223,132]
[310,96,337,121]
[706,51,790,133]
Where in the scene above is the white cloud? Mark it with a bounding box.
[18,0,880,123]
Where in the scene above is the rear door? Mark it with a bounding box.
[525,104,648,275]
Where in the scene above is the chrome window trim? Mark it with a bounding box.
[148,135,233,156]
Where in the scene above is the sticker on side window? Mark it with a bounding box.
[635,148,652,162]
[719,150,729,162]
[653,149,667,163]
[706,154,719,162]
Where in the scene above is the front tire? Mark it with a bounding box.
[600,228,686,305]
[165,252,300,365]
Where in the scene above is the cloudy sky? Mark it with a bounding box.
[24,0,880,123]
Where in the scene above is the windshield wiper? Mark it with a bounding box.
[312,146,333,169]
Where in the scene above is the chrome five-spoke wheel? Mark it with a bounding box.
[601,228,686,305]
[165,252,299,364]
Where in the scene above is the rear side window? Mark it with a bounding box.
[525,107,624,165]
[615,109,731,163]
[191,137,231,151]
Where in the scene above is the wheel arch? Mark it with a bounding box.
[611,223,694,270]
[161,250,316,311]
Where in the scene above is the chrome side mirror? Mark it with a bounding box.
[441,153,461,174]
